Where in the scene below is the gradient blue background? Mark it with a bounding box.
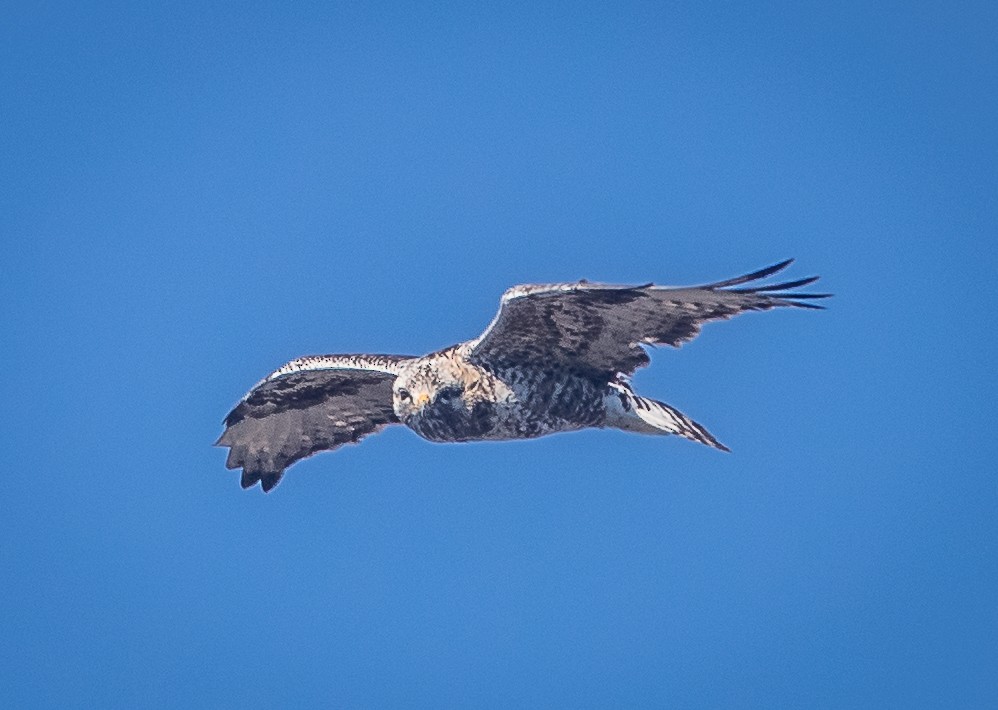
[3,2,996,707]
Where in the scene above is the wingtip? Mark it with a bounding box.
[713,260,832,308]
[744,275,820,292]
[260,473,282,492]
[238,469,284,492]
[757,258,795,279]
[704,258,796,289]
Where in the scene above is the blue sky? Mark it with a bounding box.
[2,1,996,707]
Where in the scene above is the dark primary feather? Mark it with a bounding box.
[696,258,796,288]
[469,259,829,375]
[216,364,403,492]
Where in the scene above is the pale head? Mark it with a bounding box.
[391,353,496,441]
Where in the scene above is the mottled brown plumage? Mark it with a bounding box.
[216,259,828,491]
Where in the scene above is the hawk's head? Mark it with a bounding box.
[392,357,496,441]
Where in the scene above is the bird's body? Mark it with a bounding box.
[217,260,828,491]
[395,344,608,442]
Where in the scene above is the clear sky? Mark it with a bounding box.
[2,1,996,708]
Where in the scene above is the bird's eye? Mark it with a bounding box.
[397,388,411,402]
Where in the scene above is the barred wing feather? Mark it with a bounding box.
[215,354,413,491]
[468,259,829,375]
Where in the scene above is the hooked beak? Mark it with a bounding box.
[416,392,430,407]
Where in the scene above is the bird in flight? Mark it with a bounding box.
[216,259,828,491]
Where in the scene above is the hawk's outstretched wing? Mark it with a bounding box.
[468,259,829,375]
[215,354,413,491]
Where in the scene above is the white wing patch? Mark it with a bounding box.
[268,354,407,380]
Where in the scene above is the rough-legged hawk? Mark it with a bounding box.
[217,259,828,491]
